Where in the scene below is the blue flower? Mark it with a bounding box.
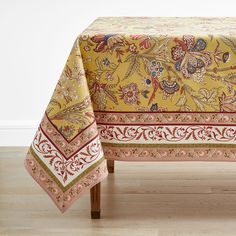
[150,103,158,111]
[146,78,151,85]
[103,58,110,66]
[151,71,157,78]
[151,60,157,67]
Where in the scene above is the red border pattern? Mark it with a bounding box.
[103,146,236,161]
[95,111,236,125]
[25,152,108,213]
[95,111,236,161]
[98,124,236,143]
[32,126,103,185]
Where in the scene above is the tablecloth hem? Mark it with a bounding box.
[103,146,236,162]
[24,154,108,213]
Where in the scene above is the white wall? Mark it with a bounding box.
[0,0,235,145]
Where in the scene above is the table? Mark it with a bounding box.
[25,17,236,218]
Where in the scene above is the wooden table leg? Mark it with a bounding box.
[90,182,100,219]
[107,160,114,173]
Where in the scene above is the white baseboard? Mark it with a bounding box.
[0,120,38,146]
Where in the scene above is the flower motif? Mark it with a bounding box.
[149,60,164,78]
[139,37,151,49]
[91,34,124,52]
[81,35,89,41]
[142,77,152,88]
[171,35,211,82]
[128,43,137,52]
[159,79,180,98]
[214,40,230,66]
[119,83,140,105]
[84,46,90,51]
[55,79,79,103]
[105,71,112,80]
[150,103,158,111]
[190,67,207,83]
[147,60,164,105]
[102,58,110,66]
[131,35,152,50]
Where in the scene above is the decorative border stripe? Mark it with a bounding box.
[98,124,236,144]
[41,114,98,159]
[94,110,236,114]
[25,151,108,213]
[97,122,236,127]
[29,146,105,192]
[32,127,104,186]
[101,142,236,148]
[94,111,236,125]
[40,124,99,160]
[103,146,236,162]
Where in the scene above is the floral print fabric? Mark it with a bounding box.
[25,17,236,213]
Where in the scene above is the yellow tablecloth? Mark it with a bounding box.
[25,17,236,212]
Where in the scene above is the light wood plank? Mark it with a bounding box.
[1,147,236,236]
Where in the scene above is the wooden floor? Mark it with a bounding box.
[1,148,236,236]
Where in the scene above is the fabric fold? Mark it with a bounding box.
[25,37,108,213]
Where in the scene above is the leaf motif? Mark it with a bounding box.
[224,73,236,85]
[123,55,140,80]
[180,105,192,112]
[140,56,151,74]
[153,38,170,61]
[141,90,149,98]
[175,96,187,106]
[208,89,217,103]
[49,96,92,122]
[183,84,195,94]
[140,54,156,61]
[49,98,62,109]
[109,63,118,69]
[95,57,103,70]
[106,76,120,89]
[64,65,72,78]
[199,88,217,103]
[104,89,119,105]
[221,36,236,55]
[125,53,136,62]
[192,97,205,111]
[199,88,209,99]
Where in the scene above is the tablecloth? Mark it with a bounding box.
[25,17,236,212]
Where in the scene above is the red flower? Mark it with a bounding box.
[119,83,140,105]
[139,37,151,49]
[91,34,124,52]
[131,35,142,40]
